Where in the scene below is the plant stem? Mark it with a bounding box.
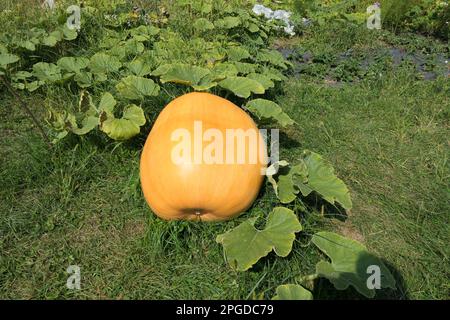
[1,75,52,148]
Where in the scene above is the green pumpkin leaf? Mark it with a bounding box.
[124,39,145,56]
[246,73,275,90]
[247,23,259,33]
[265,160,290,198]
[219,76,265,98]
[127,59,153,76]
[100,104,146,140]
[32,62,62,82]
[26,81,44,92]
[215,16,241,29]
[227,46,250,61]
[99,92,116,116]
[302,151,352,210]
[245,99,294,127]
[272,284,313,300]
[0,53,20,67]
[116,75,160,100]
[216,207,302,271]
[158,64,210,86]
[42,35,58,47]
[62,25,78,40]
[277,164,309,203]
[258,49,289,69]
[209,63,239,81]
[312,232,396,298]
[89,53,122,74]
[18,40,36,51]
[232,62,257,75]
[74,71,93,88]
[67,114,99,135]
[260,67,287,82]
[57,57,89,74]
[193,18,215,31]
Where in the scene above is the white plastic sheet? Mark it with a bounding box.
[252,4,296,36]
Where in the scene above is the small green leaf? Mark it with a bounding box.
[245,99,294,127]
[272,284,313,300]
[216,207,302,271]
[116,75,160,100]
[193,18,215,31]
[89,53,122,74]
[100,104,146,140]
[219,76,265,98]
[312,232,396,298]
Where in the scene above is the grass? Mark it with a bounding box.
[1,2,449,300]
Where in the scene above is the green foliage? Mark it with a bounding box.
[2,1,293,143]
[272,284,313,300]
[216,207,302,271]
[268,151,352,209]
[312,232,396,298]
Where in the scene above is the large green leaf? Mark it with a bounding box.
[270,151,352,209]
[157,64,210,86]
[245,99,294,127]
[277,164,309,203]
[215,16,241,29]
[233,62,257,75]
[210,63,239,80]
[216,207,302,271]
[193,18,215,31]
[98,92,116,116]
[57,57,89,74]
[218,76,264,98]
[246,73,274,90]
[116,75,160,100]
[312,232,396,298]
[127,59,153,76]
[0,53,20,67]
[74,71,93,88]
[67,113,99,135]
[227,46,250,61]
[89,53,122,74]
[302,151,352,210]
[258,49,289,69]
[100,104,146,140]
[32,62,62,82]
[272,284,313,300]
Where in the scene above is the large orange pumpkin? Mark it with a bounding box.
[140,92,267,221]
